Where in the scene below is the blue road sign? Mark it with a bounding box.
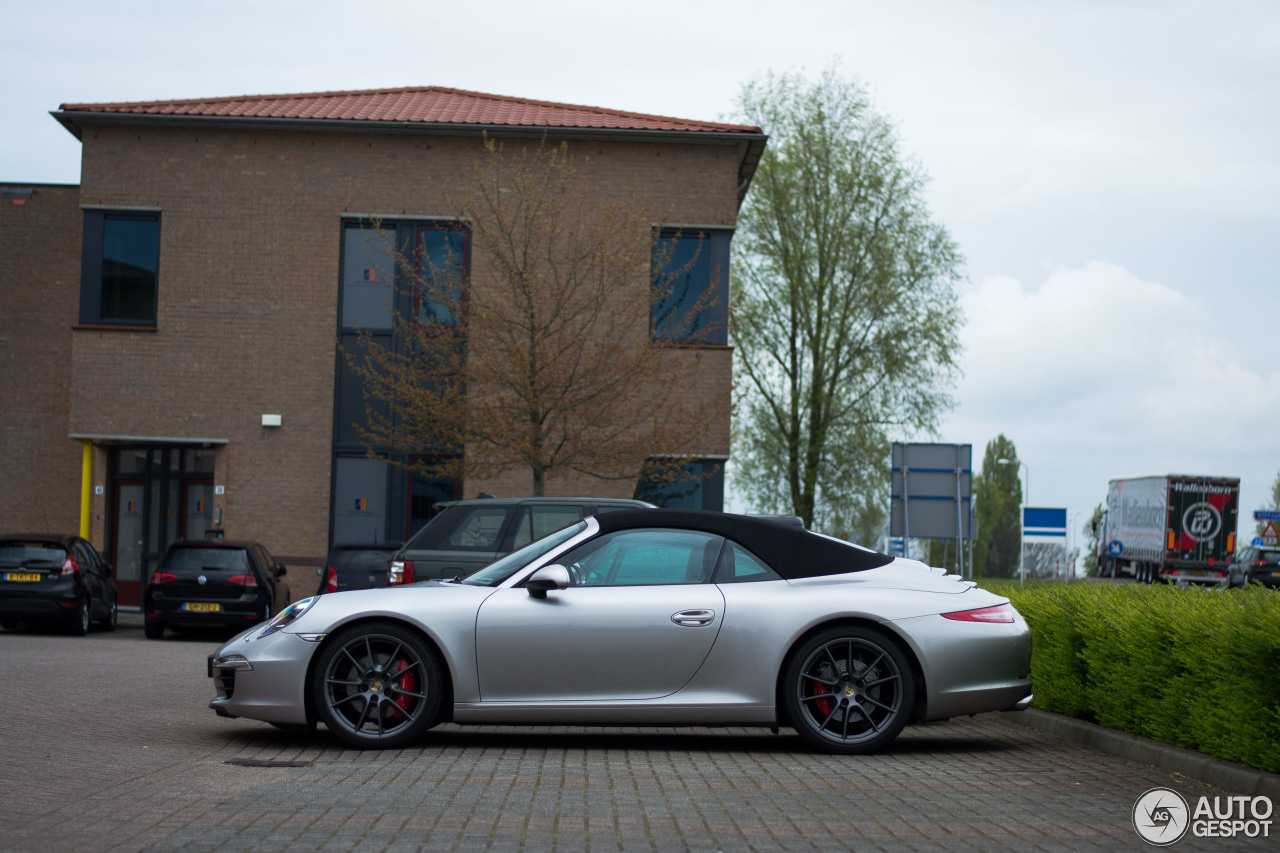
[1253,537,1266,547]
[1254,510,1280,520]
[1024,507,1067,537]
[1107,540,1124,557]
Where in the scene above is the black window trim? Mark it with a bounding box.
[79,208,162,328]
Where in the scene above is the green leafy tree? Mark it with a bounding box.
[1257,469,1280,537]
[730,68,963,533]
[973,435,1022,577]
[1082,503,1104,577]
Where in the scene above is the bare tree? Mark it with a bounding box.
[345,138,717,496]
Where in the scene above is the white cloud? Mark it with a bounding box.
[944,261,1280,525]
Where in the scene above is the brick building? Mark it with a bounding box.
[0,86,765,606]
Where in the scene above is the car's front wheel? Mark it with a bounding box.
[783,625,914,754]
[312,621,443,749]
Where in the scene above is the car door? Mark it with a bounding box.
[474,528,726,702]
[73,540,105,610]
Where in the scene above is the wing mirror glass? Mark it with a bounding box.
[525,564,570,599]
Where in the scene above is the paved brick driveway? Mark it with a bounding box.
[0,625,1264,851]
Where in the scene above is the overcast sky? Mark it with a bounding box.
[5,1,1278,546]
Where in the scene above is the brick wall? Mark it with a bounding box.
[64,124,738,561]
[0,183,83,534]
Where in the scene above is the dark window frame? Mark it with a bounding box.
[413,222,471,329]
[651,227,731,346]
[79,209,161,327]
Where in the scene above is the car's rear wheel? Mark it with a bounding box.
[784,625,914,754]
[96,596,118,631]
[312,621,443,749]
[68,596,90,636]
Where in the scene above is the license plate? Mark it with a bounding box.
[3,572,41,582]
[1272,571,1280,578]
[183,602,222,612]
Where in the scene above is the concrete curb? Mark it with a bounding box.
[1006,708,1280,799]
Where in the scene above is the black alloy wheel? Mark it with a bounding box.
[784,625,914,754]
[312,622,443,749]
[69,596,90,636]
[96,596,118,632]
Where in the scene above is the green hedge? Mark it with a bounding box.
[981,580,1280,773]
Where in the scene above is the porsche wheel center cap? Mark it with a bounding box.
[371,681,383,693]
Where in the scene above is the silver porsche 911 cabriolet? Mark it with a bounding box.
[208,510,1032,754]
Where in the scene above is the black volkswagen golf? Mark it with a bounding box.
[144,540,292,639]
[0,533,118,635]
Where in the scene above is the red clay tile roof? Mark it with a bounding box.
[58,86,761,135]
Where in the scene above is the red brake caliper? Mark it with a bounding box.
[811,667,833,717]
[393,657,415,717]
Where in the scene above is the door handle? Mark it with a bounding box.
[671,609,716,627]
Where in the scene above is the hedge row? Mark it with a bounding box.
[982,580,1280,774]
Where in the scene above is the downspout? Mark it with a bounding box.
[79,440,92,539]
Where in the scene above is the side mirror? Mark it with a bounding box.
[525,564,571,599]
[276,565,288,578]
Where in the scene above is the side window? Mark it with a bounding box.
[558,529,723,587]
[509,505,585,550]
[444,506,510,550]
[73,542,96,573]
[79,210,160,326]
[714,542,783,584]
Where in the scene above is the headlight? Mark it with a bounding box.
[258,596,318,639]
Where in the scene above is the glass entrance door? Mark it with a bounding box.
[114,480,145,606]
[110,447,217,607]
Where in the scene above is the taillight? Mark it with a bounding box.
[151,571,177,584]
[228,574,259,588]
[1255,560,1266,567]
[942,603,1015,623]
[324,566,338,593]
[60,553,81,577]
[389,559,414,586]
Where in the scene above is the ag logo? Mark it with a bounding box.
[1133,787,1189,845]
[1182,502,1221,542]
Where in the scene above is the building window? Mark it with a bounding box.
[651,228,730,345]
[634,459,725,511]
[80,211,160,326]
[417,225,468,326]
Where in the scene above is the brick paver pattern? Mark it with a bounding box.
[0,627,1264,851]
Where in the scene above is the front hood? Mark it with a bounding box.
[281,579,494,635]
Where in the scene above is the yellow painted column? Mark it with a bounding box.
[80,440,92,539]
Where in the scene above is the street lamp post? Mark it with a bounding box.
[997,458,1029,584]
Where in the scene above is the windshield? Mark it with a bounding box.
[461,521,588,587]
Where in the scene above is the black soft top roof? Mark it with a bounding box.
[593,509,894,579]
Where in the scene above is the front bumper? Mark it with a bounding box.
[207,627,318,725]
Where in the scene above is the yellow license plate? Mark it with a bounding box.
[3,572,41,582]
[1271,571,1280,578]
[183,602,222,612]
